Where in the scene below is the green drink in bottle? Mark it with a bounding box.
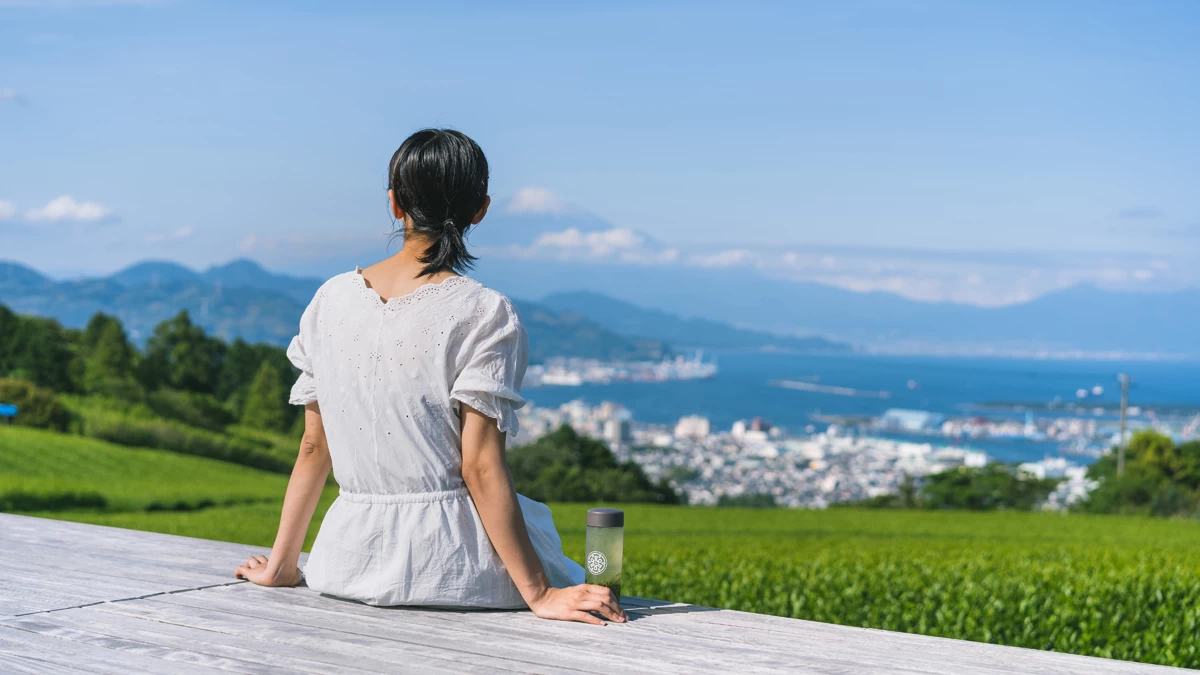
[585,507,623,600]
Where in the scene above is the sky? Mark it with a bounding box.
[1,0,1198,304]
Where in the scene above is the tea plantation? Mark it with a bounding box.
[4,425,1198,668]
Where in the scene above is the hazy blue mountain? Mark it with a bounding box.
[540,290,849,353]
[201,259,324,304]
[513,300,668,363]
[0,260,667,361]
[471,258,1200,355]
[107,260,200,288]
[0,261,53,291]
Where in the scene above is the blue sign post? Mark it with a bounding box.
[0,404,17,425]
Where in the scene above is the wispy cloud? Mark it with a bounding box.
[146,226,193,242]
[25,195,114,223]
[505,186,568,215]
[0,88,22,104]
[1118,206,1165,220]
[687,248,754,269]
[0,200,15,221]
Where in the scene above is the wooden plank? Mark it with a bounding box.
[174,584,805,674]
[59,605,399,675]
[187,585,1051,675]
[0,650,102,675]
[0,626,223,675]
[95,598,557,675]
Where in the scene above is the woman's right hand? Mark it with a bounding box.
[528,584,627,625]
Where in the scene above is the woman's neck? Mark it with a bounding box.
[361,237,459,300]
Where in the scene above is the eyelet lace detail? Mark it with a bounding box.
[351,267,477,310]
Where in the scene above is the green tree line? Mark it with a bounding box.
[1078,429,1200,517]
[0,304,300,435]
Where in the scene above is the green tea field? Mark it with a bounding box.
[4,425,1199,669]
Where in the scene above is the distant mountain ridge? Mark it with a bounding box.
[0,259,667,361]
[540,290,847,353]
[468,258,1200,355]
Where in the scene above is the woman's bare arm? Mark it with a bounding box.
[236,402,331,586]
[459,403,625,625]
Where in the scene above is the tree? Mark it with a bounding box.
[82,316,141,399]
[240,361,289,432]
[0,378,71,431]
[1080,430,1200,517]
[139,311,225,394]
[920,464,1060,511]
[1,313,76,393]
[507,425,681,503]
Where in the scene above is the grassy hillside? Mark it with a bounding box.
[0,425,313,512]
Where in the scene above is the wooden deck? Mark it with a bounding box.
[0,514,1187,675]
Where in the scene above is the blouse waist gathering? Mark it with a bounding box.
[337,486,468,504]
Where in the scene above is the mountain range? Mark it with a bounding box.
[468,258,1200,356]
[0,259,846,360]
[6,253,1196,356]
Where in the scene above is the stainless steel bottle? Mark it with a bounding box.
[584,507,624,599]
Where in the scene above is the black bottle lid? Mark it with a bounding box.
[587,507,624,528]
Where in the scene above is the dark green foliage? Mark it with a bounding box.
[717,493,777,508]
[0,378,71,431]
[0,490,107,512]
[240,360,289,432]
[144,389,236,432]
[82,314,142,399]
[138,311,226,394]
[0,309,76,392]
[508,425,681,503]
[79,409,291,473]
[219,338,296,400]
[1080,430,1200,517]
[921,464,1060,511]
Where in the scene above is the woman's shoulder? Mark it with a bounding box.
[304,270,361,306]
[455,278,521,323]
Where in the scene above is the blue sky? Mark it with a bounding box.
[1,0,1198,303]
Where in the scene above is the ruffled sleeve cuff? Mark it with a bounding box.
[451,389,524,437]
[287,335,318,405]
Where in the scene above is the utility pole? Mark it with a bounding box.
[1117,373,1130,477]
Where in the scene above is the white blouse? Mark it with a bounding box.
[286,269,583,608]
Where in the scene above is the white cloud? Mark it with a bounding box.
[532,227,647,257]
[0,200,15,221]
[687,248,753,269]
[25,195,113,223]
[239,235,257,252]
[506,187,568,215]
[146,226,193,242]
[0,88,17,103]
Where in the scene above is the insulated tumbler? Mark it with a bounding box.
[584,507,624,599]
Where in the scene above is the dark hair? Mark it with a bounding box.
[388,128,489,277]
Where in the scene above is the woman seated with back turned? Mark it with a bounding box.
[234,128,626,626]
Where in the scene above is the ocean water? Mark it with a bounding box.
[523,353,1200,463]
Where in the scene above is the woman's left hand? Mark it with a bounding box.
[234,554,303,587]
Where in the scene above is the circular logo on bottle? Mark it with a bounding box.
[586,550,608,576]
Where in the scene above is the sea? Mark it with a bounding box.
[522,352,1200,464]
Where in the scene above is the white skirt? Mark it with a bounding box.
[303,488,584,609]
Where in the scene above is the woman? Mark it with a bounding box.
[234,129,626,626]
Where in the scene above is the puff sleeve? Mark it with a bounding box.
[286,295,320,406]
[450,298,529,436]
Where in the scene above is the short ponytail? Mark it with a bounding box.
[388,129,488,276]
